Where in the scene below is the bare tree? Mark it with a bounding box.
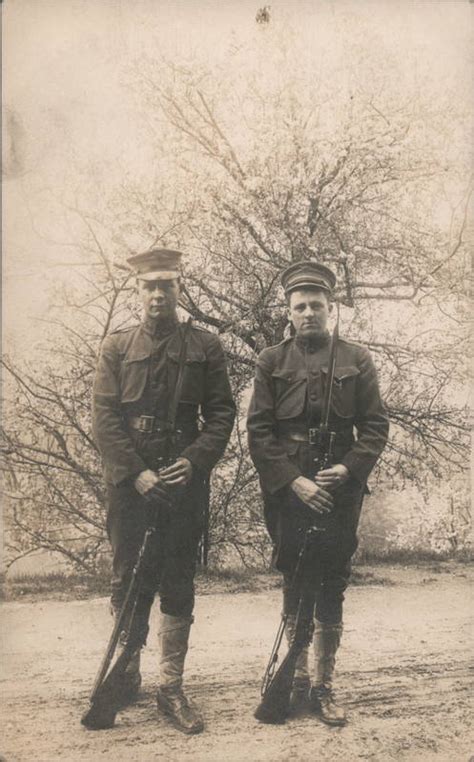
[2,27,471,570]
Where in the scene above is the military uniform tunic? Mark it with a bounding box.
[92,319,235,618]
[247,332,389,623]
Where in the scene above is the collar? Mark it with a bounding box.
[143,315,179,338]
[295,330,330,353]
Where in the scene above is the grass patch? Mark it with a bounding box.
[3,556,471,602]
[1,565,388,601]
[355,547,474,565]
[351,567,394,586]
[1,571,110,602]
[195,565,282,594]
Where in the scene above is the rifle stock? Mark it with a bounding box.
[254,644,302,724]
[254,585,316,724]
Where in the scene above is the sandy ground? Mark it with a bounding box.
[1,565,473,762]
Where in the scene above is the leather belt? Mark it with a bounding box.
[280,429,354,446]
[127,415,199,438]
[127,415,168,434]
[281,429,324,445]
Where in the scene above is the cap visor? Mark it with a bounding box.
[136,270,180,281]
[286,280,332,293]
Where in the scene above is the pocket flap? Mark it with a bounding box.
[123,351,150,364]
[271,368,305,383]
[322,365,360,382]
[122,331,152,364]
[167,347,206,364]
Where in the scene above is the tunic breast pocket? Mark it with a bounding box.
[272,368,307,420]
[120,353,149,403]
[323,365,359,419]
[168,348,206,404]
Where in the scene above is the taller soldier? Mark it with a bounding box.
[247,261,389,725]
[92,249,235,734]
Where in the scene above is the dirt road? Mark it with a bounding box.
[1,565,473,761]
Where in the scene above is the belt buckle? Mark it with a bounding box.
[137,415,155,433]
[308,428,319,445]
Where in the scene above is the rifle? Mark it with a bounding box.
[81,317,192,730]
[254,310,339,724]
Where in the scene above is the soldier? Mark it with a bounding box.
[92,249,235,735]
[247,261,389,726]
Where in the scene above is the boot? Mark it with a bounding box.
[156,614,204,735]
[309,620,347,726]
[285,614,311,713]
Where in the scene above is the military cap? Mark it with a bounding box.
[281,260,336,295]
[127,248,183,281]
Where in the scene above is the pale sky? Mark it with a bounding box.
[2,0,471,351]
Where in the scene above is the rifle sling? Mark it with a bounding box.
[167,317,193,434]
[320,306,339,428]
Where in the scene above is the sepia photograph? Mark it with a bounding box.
[1,1,472,760]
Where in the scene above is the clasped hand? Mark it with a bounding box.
[290,464,350,515]
[134,457,193,498]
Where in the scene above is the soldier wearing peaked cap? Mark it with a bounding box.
[247,260,389,725]
[92,248,235,734]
